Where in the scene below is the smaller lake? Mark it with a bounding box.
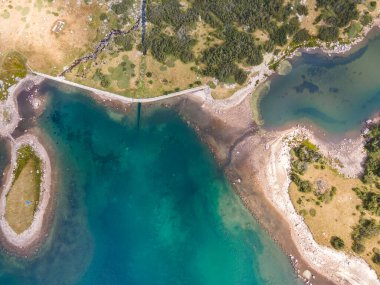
[260,31,380,133]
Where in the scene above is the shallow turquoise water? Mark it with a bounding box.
[0,87,300,285]
[260,33,380,133]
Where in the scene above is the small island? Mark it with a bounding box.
[0,135,51,251]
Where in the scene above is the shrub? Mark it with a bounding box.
[111,0,131,15]
[294,143,321,163]
[114,35,134,51]
[284,17,300,36]
[353,187,380,216]
[100,78,110,88]
[291,160,308,175]
[290,172,301,186]
[234,69,248,85]
[316,0,359,28]
[296,4,308,16]
[373,253,380,264]
[99,13,107,21]
[270,25,288,46]
[360,14,373,26]
[318,186,338,203]
[352,218,380,242]
[299,180,313,193]
[330,236,344,250]
[309,208,316,217]
[352,242,365,254]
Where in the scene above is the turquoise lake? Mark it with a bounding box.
[260,31,380,133]
[4,29,380,285]
[0,87,300,285]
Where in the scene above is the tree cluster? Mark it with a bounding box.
[317,186,337,203]
[144,28,196,63]
[363,124,380,186]
[111,0,135,15]
[201,27,262,84]
[353,187,380,216]
[293,29,311,44]
[146,0,300,85]
[316,0,359,28]
[293,142,322,163]
[290,173,313,193]
[93,69,110,88]
[114,34,134,51]
[351,218,380,253]
[318,26,339,42]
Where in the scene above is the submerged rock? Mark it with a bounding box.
[278,60,293,76]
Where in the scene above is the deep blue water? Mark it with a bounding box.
[0,87,300,285]
[260,33,380,133]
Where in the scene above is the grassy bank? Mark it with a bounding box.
[5,145,42,234]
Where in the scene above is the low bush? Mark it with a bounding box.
[352,242,366,254]
[330,236,344,250]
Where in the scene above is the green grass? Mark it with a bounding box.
[5,144,43,234]
[13,145,42,186]
[301,139,318,151]
[107,57,135,90]
[347,22,362,38]
[0,51,28,100]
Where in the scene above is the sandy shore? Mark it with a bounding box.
[0,134,52,250]
[262,127,379,285]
